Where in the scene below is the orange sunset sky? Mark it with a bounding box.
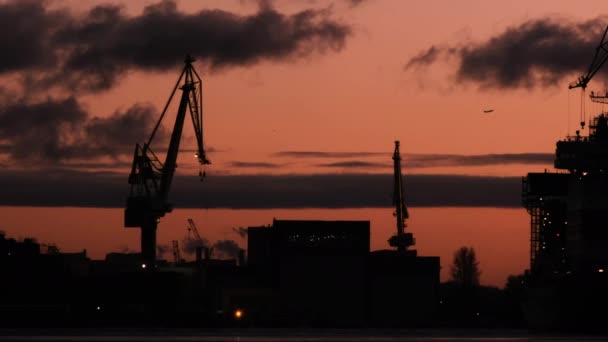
[1,0,608,287]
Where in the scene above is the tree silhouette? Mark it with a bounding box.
[450,246,481,288]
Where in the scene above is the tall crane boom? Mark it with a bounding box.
[187,218,212,260]
[388,141,416,254]
[187,218,204,243]
[124,56,211,267]
[569,25,608,90]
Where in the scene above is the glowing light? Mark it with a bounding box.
[234,309,243,319]
[97,306,101,311]
[599,269,604,273]
[142,264,147,269]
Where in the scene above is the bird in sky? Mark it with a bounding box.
[483,109,494,113]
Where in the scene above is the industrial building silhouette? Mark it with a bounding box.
[522,114,608,331]
[0,219,440,328]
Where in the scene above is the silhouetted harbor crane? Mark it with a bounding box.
[124,55,211,268]
[388,141,416,255]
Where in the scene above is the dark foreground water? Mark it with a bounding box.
[0,330,606,342]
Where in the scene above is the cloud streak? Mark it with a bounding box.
[275,151,385,158]
[229,161,282,168]
[405,153,554,168]
[317,161,388,168]
[0,171,524,208]
[405,17,608,89]
[279,151,553,169]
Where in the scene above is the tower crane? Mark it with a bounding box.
[124,55,211,268]
[187,218,212,259]
[387,141,416,254]
[568,25,608,130]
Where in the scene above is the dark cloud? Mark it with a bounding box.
[0,171,523,208]
[406,17,608,89]
[229,161,282,168]
[0,1,66,73]
[0,0,351,92]
[0,0,350,166]
[85,104,163,158]
[0,97,87,161]
[275,151,385,158]
[0,97,161,162]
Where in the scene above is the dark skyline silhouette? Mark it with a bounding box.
[1,0,608,336]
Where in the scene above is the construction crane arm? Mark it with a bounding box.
[157,55,210,201]
[124,56,211,266]
[569,25,608,90]
[126,55,211,223]
[187,218,204,243]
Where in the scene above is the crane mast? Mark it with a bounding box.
[125,55,210,268]
[388,141,416,254]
